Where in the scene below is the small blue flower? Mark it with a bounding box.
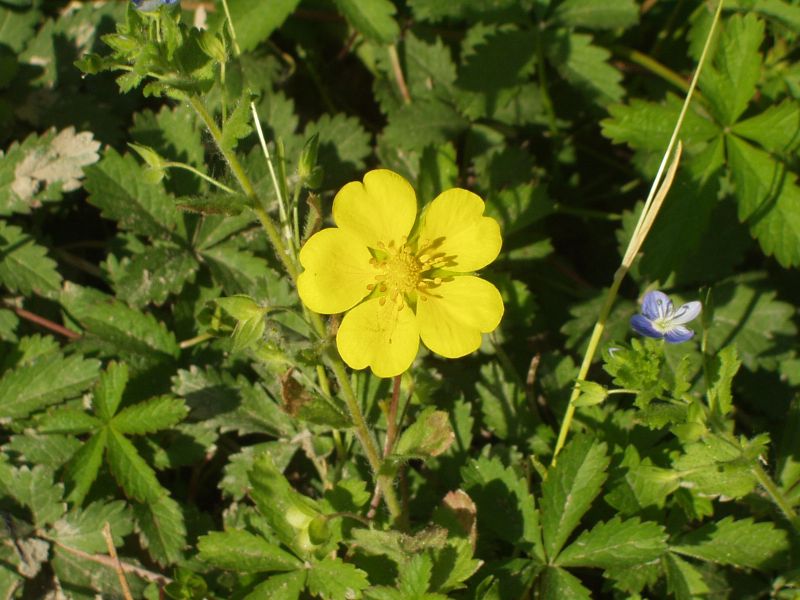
[132,0,179,11]
[631,290,701,343]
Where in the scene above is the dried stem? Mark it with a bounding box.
[102,522,134,600]
[4,302,80,340]
[52,539,171,586]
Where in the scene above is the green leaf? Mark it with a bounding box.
[6,465,65,527]
[663,553,709,600]
[280,372,352,430]
[458,27,536,92]
[672,517,788,570]
[83,148,180,238]
[393,407,454,460]
[0,127,101,215]
[133,494,186,566]
[555,517,666,569]
[546,31,623,104]
[0,352,100,420]
[64,429,107,506]
[112,395,188,435]
[541,436,609,560]
[107,243,198,308]
[604,447,680,515]
[244,571,306,600]
[221,96,254,154]
[705,277,796,371]
[5,431,80,470]
[198,530,301,573]
[106,427,165,503]
[382,100,467,153]
[307,557,370,600]
[51,500,132,553]
[227,0,300,52]
[37,408,101,434]
[94,361,129,421]
[540,567,592,600]
[131,105,204,168]
[671,435,758,500]
[0,221,61,296]
[201,242,268,293]
[731,100,800,154]
[700,14,764,125]
[332,0,399,44]
[61,283,180,367]
[707,345,741,416]
[0,4,40,52]
[404,33,457,102]
[778,397,800,492]
[304,114,371,187]
[177,191,253,215]
[727,136,800,267]
[554,0,638,30]
[461,455,543,560]
[601,95,720,153]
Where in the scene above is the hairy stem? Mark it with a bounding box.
[752,464,800,533]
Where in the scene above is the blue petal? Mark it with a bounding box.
[670,300,701,325]
[664,325,694,343]
[641,290,672,320]
[631,314,663,339]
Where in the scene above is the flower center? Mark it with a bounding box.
[369,242,423,302]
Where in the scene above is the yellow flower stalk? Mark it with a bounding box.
[298,169,504,378]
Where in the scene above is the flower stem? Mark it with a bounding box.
[186,95,298,281]
[549,0,724,466]
[388,44,411,104]
[752,463,800,533]
[614,46,693,94]
[326,352,402,519]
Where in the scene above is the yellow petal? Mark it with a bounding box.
[417,276,504,358]
[336,297,420,378]
[333,170,417,249]
[417,188,502,272]
[297,228,375,314]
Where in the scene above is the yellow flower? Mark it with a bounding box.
[297,169,504,378]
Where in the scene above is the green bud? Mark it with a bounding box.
[307,515,331,545]
[298,133,320,181]
[215,295,265,321]
[102,33,140,54]
[198,30,227,64]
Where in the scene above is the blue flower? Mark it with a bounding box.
[132,0,179,11]
[631,290,701,343]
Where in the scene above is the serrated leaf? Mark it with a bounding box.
[0,352,100,420]
[307,557,370,600]
[707,345,741,416]
[227,0,300,52]
[94,361,129,421]
[333,0,398,43]
[8,465,65,527]
[133,494,186,565]
[0,221,61,296]
[671,435,757,499]
[51,500,132,553]
[280,371,352,429]
[112,395,188,435]
[0,127,100,214]
[700,14,764,125]
[555,517,666,569]
[705,277,796,371]
[221,97,254,154]
[177,191,253,215]
[107,243,198,307]
[37,408,101,434]
[731,100,800,154]
[5,432,80,470]
[460,455,543,561]
[304,113,371,187]
[728,135,800,267]
[221,441,297,500]
[61,283,180,367]
[64,429,107,506]
[541,436,610,560]
[405,33,457,102]
[131,104,204,168]
[554,0,638,30]
[663,553,709,600]
[540,567,591,600]
[546,31,623,104]
[84,148,180,238]
[458,27,536,92]
[198,530,301,573]
[382,100,467,152]
[672,517,788,570]
[201,242,268,293]
[601,95,720,153]
[106,427,165,503]
[245,571,307,600]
